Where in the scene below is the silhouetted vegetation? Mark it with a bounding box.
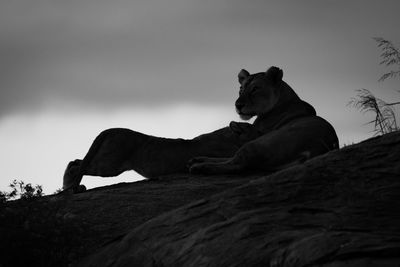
[375,37,400,81]
[350,37,399,135]
[1,179,43,203]
[0,180,93,266]
[53,188,63,194]
[0,191,7,203]
[350,88,398,134]
[0,197,92,266]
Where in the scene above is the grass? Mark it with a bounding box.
[350,37,400,135]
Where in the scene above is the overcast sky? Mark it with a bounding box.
[1,0,399,193]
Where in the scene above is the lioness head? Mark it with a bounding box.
[235,66,284,120]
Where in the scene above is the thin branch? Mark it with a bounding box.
[374,37,400,82]
[350,38,399,136]
[378,71,400,82]
[385,101,400,106]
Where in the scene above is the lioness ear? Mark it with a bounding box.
[238,69,250,85]
[265,66,283,83]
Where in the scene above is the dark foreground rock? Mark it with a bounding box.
[1,131,399,267]
[78,131,400,267]
[0,173,258,266]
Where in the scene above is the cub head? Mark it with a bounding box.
[235,66,284,120]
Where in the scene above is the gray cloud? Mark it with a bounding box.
[1,0,399,117]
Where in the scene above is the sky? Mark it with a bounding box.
[1,0,399,194]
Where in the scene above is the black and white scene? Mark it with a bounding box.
[1,0,399,266]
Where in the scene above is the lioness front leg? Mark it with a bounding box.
[189,158,244,175]
[187,157,230,166]
[62,159,87,193]
[62,128,150,193]
[189,120,337,175]
[188,124,260,174]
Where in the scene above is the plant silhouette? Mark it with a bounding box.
[350,37,400,135]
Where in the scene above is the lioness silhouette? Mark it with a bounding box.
[63,66,338,193]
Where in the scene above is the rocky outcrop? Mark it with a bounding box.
[0,172,259,266]
[77,131,400,267]
[1,132,399,267]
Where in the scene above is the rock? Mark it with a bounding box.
[1,132,400,267]
[76,131,400,267]
[0,173,259,266]
[63,212,78,220]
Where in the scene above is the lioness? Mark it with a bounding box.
[188,67,338,174]
[63,66,338,193]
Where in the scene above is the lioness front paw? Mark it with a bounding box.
[187,157,210,169]
[63,184,87,194]
[189,163,205,174]
[189,163,216,174]
[229,121,251,135]
[229,121,261,142]
[74,184,87,193]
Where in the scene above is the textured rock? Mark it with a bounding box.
[0,173,259,266]
[2,132,399,267]
[77,131,400,267]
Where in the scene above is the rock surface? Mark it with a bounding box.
[1,132,399,267]
[0,173,259,266]
[77,131,400,267]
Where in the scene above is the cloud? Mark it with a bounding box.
[1,0,400,117]
[0,0,241,116]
